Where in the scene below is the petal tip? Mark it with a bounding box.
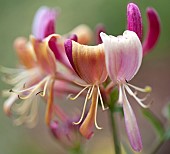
[64,39,75,69]
[127,2,142,40]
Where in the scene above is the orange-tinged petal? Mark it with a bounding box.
[45,79,55,125]
[30,34,60,75]
[65,40,107,85]
[14,37,36,68]
[69,24,93,45]
[79,87,98,139]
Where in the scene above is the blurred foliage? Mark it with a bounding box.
[0,0,170,154]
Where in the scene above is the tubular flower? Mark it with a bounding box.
[32,6,59,41]
[1,34,61,127]
[127,3,160,56]
[50,105,84,148]
[64,39,108,139]
[100,30,152,151]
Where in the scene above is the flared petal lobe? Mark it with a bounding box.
[100,31,142,83]
[31,34,60,75]
[14,37,36,68]
[68,24,93,45]
[64,40,108,84]
[127,3,142,40]
[122,85,143,151]
[142,8,161,56]
[95,24,106,44]
[32,6,59,40]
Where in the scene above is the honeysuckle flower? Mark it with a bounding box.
[64,39,108,139]
[32,6,93,70]
[32,6,59,41]
[67,24,93,45]
[1,34,61,126]
[100,30,152,151]
[50,105,84,149]
[127,3,160,56]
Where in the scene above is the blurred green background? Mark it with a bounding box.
[0,0,170,154]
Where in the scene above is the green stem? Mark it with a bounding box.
[150,140,164,154]
[110,110,121,154]
[69,144,84,154]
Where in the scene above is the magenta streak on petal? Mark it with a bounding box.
[122,85,143,152]
[69,34,78,42]
[142,8,161,56]
[95,24,106,44]
[32,6,58,40]
[48,36,72,69]
[64,39,78,73]
[49,36,62,60]
[127,3,142,41]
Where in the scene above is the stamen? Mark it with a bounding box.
[69,85,90,100]
[127,83,152,93]
[118,85,123,104]
[88,85,94,99]
[94,92,102,129]
[125,85,152,108]
[14,76,50,99]
[39,77,50,97]
[18,95,21,99]
[36,91,43,95]
[97,86,108,111]
[73,87,91,125]
[0,66,23,74]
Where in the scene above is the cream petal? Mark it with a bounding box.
[100,30,142,83]
[3,94,18,116]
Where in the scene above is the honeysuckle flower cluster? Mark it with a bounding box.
[1,2,161,152]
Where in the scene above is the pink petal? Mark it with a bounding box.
[100,31,142,83]
[122,86,143,151]
[142,8,161,56]
[32,6,59,40]
[95,24,106,44]
[48,36,72,70]
[127,3,142,41]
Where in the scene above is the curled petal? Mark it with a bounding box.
[64,40,107,84]
[68,24,93,45]
[30,34,60,74]
[14,37,36,68]
[95,24,106,44]
[100,31,142,83]
[49,34,78,70]
[32,6,59,40]
[142,8,161,56]
[122,86,143,151]
[68,34,78,42]
[127,3,142,40]
[48,35,72,69]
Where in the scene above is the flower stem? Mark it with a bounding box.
[69,144,84,154]
[150,140,164,154]
[110,109,121,154]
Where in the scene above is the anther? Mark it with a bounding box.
[18,95,21,99]
[125,79,128,83]
[36,91,43,95]
[9,89,13,92]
